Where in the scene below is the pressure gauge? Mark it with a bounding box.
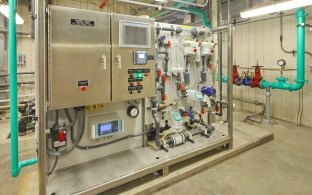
[277,59,286,67]
[127,105,139,118]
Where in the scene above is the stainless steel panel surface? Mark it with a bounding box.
[48,6,111,109]
[111,14,155,102]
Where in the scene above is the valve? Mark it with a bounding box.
[157,69,162,78]
[161,93,167,102]
[164,40,171,48]
[241,70,252,86]
[161,75,167,83]
[232,64,239,84]
[201,86,216,97]
[250,61,263,88]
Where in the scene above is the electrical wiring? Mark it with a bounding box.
[47,156,58,176]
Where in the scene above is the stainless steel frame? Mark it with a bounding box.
[36,3,234,194]
[36,0,47,194]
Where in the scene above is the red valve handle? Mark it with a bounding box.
[99,0,108,9]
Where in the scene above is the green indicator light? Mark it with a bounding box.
[134,73,142,78]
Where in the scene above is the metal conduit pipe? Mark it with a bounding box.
[0,81,35,87]
[170,0,209,8]
[227,0,233,149]
[0,28,31,36]
[262,88,272,124]
[233,97,265,114]
[280,13,312,57]
[0,94,35,103]
[217,32,223,116]
[0,72,35,77]
[115,0,189,13]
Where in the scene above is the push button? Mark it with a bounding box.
[80,86,87,92]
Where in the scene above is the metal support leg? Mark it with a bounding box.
[263,88,272,125]
[37,0,47,194]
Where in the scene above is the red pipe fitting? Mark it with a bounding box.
[250,65,263,88]
[233,65,239,84]
[99,0,108,9]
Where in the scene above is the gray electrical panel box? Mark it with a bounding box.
[48,6,111,109]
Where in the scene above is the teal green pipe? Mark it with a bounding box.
[151,1,190,18]
[260,8,306,91]
[152,0,212,29]
[180,7,212,29]
[9,0,37,177]
[216,73,228,83]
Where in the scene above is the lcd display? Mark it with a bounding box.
[97,120,119,136]
[138,53,145,58]
[100,123,112,133]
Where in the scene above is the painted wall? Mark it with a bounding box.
[230,7,312,127]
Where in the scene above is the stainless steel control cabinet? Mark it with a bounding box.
[48,6,111,109]
[111,14,156,102]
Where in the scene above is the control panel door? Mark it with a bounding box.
[111,14,156,102]
[48,6,111,109]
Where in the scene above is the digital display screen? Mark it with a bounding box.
[138,54,145,59]
[100,123,112,133]
[97,120,120,136]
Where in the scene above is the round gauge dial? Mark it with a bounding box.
[277,59,286,67]
[127,105,139,118]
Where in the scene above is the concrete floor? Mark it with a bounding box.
[154,118,312,195]
[1,112,312,195]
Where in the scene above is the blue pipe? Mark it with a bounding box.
[9,0,37,177]
[260,8,306,91]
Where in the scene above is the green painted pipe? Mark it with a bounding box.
[260,8,306,91]
[216,73,228,83]
[152,0,212,29]
[151,1,189,19]
[9,0,37,177]
[180,7,212,29]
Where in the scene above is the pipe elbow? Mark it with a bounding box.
[11,168,20,177]
[289,82,304,91]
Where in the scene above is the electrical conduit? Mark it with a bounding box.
[9,0,37,177]
[260,8,306,91]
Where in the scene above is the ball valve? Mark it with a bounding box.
[201,86,216,97]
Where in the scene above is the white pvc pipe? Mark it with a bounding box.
[170,0,209,8]
[115,0,189,13]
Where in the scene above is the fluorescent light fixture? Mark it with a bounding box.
[240,0,312,18]
[0,5,24,25]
